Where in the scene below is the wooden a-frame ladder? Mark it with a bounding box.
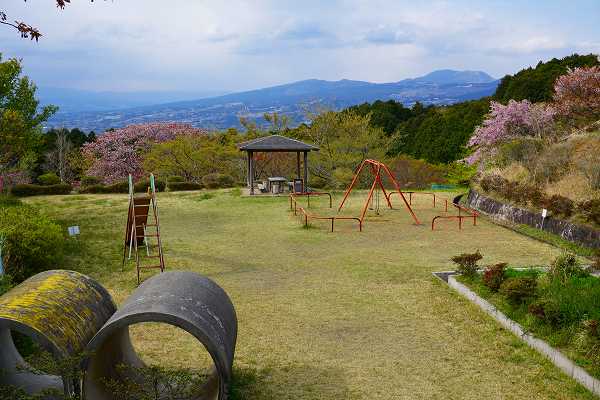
[122,174,165,284]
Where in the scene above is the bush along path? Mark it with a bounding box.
[444,251,600,395]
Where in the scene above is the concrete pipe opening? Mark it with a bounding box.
[0,270,117,397]
[84,271,237,400]
[0,326,64,396]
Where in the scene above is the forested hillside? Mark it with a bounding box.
[494,53,600,103]
[347,54,600,164]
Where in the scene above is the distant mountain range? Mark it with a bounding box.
[44,69,499,132]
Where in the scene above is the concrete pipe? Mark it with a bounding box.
[84,271,238,400]
[0,270,117,397]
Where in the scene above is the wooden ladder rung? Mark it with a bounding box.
[135,224,157,228]
[138,265,163,270]
[143,233,159,237]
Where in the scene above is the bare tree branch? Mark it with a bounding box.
[1,0,97,41]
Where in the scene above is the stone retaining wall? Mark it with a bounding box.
[466,189,600,249]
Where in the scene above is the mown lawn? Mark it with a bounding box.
[25,189,596,399]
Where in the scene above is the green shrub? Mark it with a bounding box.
[11,184,72,197]
[548,253,588,282]
[544,194,574,218]
[308,175,328,189]
[0,274,13,296]
[499,277,537,303]
[331,168,354,190]
[37,172,61,186]
[202,173,235,189]
[482,262,507,291]
[537,276,600,324]
[135,178,166,193]
[168,182,203,191]
[106,180,129,193]
[451,250,482,277]
[0,194,22,207]
[0,205,64,282]
[388,156,446,189]
[168,176,185,183]
[81,176,102,187]
[578,199,600,225]
[79,184,108,194]
[445,162,476,186]
[529,298,563,326]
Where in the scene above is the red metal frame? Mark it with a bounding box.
[289,192,362,232]
[338,159,421,225]
[289,191,333,209]
[431,203,479,231]
[287,159,479,232]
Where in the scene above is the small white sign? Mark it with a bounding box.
[541,209,548,218]
[68,226,80,236]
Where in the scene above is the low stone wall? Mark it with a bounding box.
[466,189,600,249]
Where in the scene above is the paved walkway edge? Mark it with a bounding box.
[445,273,600,397]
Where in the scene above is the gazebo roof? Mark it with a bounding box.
[238,135,319,152]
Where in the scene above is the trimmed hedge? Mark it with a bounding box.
[37,172,61,186]
[81,176,102,187]
[11,183,72,197]
[202,173,235,189]
[79,179,166,194]
[167,176,185,183]
[79,181,129,194]
[168,182,203,191]
[0,205,64,282]
[135,178,166,193]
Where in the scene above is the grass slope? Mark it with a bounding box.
[24,190,595,399]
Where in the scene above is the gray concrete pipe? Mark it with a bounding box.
[83,271,238,400]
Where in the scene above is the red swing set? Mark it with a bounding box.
[338,159,420,225]
[289,159,478,232]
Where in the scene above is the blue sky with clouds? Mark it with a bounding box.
[1,0,599,93]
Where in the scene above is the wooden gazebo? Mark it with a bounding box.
[238,135,319,195]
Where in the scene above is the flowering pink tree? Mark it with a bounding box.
[553,66,600,123]
[467,100,555,164]
[82,123,207,183]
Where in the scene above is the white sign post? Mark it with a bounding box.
[541,208,548,230]
[68,226,80,236]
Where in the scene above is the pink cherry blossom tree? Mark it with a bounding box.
[82,123,207,183]
[467,100,555,164]
[553,66,600,124]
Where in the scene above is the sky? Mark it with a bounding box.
[1,0,599,94]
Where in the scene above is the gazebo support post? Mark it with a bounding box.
[246,151,251,187]
[303,151,308,189]
[249,151,255,195]
[296,152,301,180]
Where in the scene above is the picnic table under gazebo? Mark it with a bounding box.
[238,135,319,195]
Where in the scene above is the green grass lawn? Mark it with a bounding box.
[24,189,596,399]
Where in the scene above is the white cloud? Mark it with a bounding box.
[0,0,598,92]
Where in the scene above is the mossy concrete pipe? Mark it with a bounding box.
[0,270,117,397]
[83,271,238,400]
